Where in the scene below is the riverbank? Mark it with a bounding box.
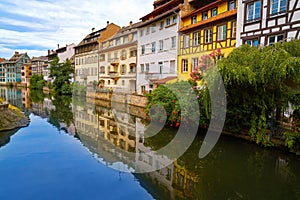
[0,99,30,132]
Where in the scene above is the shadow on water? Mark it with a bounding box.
[0,129,20,148]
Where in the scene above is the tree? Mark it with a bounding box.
[49,56,74,95]
[29,74,45,90]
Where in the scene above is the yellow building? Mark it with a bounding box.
[178,0,237,80]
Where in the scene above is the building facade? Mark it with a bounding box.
[21,63,32,87]
[3,52,31,83]
[98,22,138,93]
[136,0,183,94]
[178,0,237,80]
[31,56,48,76]
[236,0,300,47]
[74,22,120,85]
[0,58,6,84]
[46,44,75,82]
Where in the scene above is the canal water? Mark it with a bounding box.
[0,87,300,200]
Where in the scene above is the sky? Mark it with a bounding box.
[0,0,153,59]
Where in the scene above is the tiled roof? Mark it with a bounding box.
[153,76,177,84]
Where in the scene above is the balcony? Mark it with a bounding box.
[108,58,119,66]
[109,71,119,78]
[145,73,162,81]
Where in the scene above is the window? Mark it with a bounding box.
[122,80,125,86]
[160,21,164,29]
[121,50,127,60]
[123,36,129,43]
[151,42,156,53]
[245,38,259,46]
[141,45,145,55]
[100,66,105,74]
[183,35,190,48]
[268,34,284,45]
[247,1,261,22]
[132,32,137,41]
[173,16,177,23]
[121,65,126,74]
[130,48,137,57]
[146,27,150,34]
[159,40,164,51]
[271,0,287,15]
[141,64,145,73]
[99,54,105,61]
[140,29,144,37]
[159,62,163,74]
[182,59,188,72]
[116,38,121,45]
[229,0,236,10]
[202,12,208,20]
[193,32,200,46]
[145,64,149,72]
[191,16,197,24]
[152,23,156,32]
[171,36,176,48]
[205,29,213,43]
[212,8,218,17]
[166,18,171,25]
[217,25,227,41]
[192,58,199,70]
[232,21,237,38]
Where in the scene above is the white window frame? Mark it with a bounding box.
[217,24,227,41]
[182,59,188,72]
[205,29,212,43]
[183,35,190,48]
[159,40,164,51]
[193,32,200,46]
[247,0,261,22]
[268,34,285,45]
[270,0,287,15]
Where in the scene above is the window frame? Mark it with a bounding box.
[182,59,188,73]
[204,28,213,44]
[217,24,227,41]
[193,32,200,46]
[246,0,261,23]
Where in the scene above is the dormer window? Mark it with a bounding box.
[191,16,197,24]
[229,0,236,10]
[212,8,218,17]
[202,12,208,20]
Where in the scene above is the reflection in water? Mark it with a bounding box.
[1,86,300,199]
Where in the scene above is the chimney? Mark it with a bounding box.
[57,44,59,49]
[48,50,50,55]
[92,27,95,32]
[15,51,19,55]
[129,21,133,27]
[107,21,109,26]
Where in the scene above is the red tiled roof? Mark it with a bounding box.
[153,76,177,84]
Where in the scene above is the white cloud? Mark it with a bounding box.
[0,0,153,59]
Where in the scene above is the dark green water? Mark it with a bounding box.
[0,87,300,200]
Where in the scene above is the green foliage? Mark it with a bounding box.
[49,94,74,129]
[284,131,300,155]
[29,89,45,103]
[216,40,300,145]
[29,74,45,90]
[49,56,74,95]
[145,81,209,127]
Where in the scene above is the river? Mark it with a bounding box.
[0,87,300,200]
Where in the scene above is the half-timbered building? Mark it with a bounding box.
[236,0,300,46]
[178,0,237,80]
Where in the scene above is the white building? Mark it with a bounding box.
[45,44,75,81]
[136,0,183,94]
[236,0,300,47]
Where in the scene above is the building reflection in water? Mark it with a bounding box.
[72,95,200,199]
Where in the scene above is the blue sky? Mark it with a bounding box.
[0,0,153,59]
